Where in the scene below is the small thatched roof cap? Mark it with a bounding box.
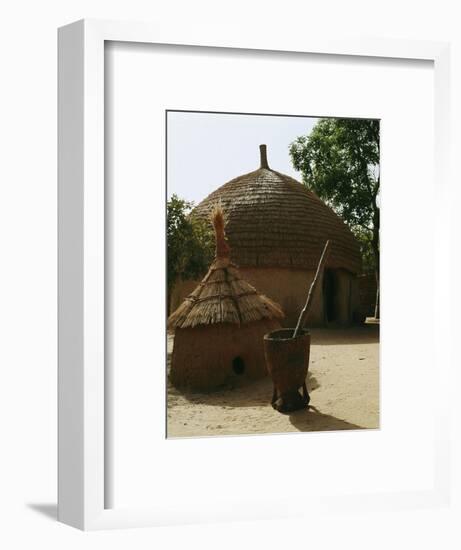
[192,145,362,274]
[168,206,284,329]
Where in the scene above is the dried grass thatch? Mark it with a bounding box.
[192,144,362,274]
[168,205,284,330]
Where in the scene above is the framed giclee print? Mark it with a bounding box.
[58,19,453,530]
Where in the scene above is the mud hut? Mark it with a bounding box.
[168,206,284,390]
[171,145,362,326]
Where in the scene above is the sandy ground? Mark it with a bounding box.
[167,324,379,438]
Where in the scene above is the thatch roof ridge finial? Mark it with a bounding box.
[259,144,269,169]
[211,203,230,260]
[168,203,285,330]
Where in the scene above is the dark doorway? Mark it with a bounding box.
[323,269,338,323]
[232,356,245,375]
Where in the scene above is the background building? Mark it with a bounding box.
[171,145,362,326]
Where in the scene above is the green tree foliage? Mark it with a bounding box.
[289,118,380,276]
[353,225,377,274]
[167,194,214,306]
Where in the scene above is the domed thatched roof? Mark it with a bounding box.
[168,206,284,329]
[193,145,361,274]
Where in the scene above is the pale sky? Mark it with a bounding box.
[166,111,318,205]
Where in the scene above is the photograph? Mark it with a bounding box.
[166,110,380,438]
[3,4,455,543]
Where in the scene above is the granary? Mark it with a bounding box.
[168,205,284,390]
[171,145,362,327]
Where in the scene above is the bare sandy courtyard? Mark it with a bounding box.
[167,324,379,438]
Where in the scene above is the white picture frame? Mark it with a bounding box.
[58,19,452,530]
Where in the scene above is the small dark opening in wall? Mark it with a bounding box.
[232,356,245,375]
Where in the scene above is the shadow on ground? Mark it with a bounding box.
[289,406,365,432]
[27,503,57,521]
[169,371,320,408]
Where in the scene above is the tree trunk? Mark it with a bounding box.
[374,271,380,319]
[371,203,380,319]
[371,220,380,320]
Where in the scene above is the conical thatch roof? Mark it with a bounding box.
[192,145,361,274]
[168,206,284,329]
